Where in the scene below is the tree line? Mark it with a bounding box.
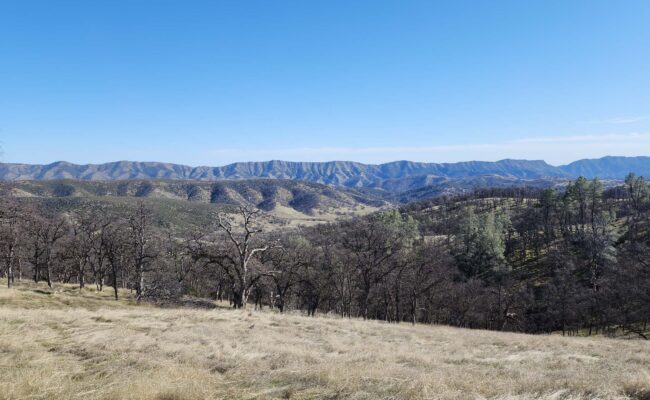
[1,174,649,337]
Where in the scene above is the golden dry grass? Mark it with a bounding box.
[1,282,649,400]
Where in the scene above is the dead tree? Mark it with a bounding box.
[104,222,129,300]
[215,207,270,309]
[0,198,23,288]
[89,217,112,291]
[69,208,99,289]
[128,202,154,301]
[262,234,311,312]
[40,217,67,288]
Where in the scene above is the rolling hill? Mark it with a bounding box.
[1,156,647,203]
[1,179,388,231]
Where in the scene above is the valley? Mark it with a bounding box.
[0,179,387,231]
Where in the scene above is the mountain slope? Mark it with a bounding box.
[1,156,647,196]
[559,156,650,179]
[0,158,566,183]
[1,179,387,230]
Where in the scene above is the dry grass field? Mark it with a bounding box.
[1,282,649,400]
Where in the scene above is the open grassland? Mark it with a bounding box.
[1,283,649,400]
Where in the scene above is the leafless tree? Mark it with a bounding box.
[38,216,67,288]
[213,207,271,309]
[262,234,312,312]
[104,221,130,300]
[0,197,24,288]
[128,202,155,301]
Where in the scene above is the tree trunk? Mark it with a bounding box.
[240,289,248,309]
[240,258,248,309]
[136,263,145,301]
[6,246,14,288]
[78,260,85,289]
[232,290,244,308]
[7,262,13,289]
[411,296,417,325]
[33,261,39,283]
[361,287,370,320]
[113,268,119,300]
[46,260,52,288]
[394,271,402,323]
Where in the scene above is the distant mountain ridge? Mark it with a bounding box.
[559,156,650,179]
[1,156,648,192]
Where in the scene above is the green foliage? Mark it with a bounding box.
[375,209,420,249]
[286,234,312,251]
[454,207,511,279]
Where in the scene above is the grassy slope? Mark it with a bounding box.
[5,180,387,231]
[1,282,649,400]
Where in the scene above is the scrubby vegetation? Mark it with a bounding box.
[1,179,385,232]
[2,174,650,337]
[2,173,650,399]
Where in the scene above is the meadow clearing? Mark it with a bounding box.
[0,282,649,400]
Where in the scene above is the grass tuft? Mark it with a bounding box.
[624,381,650,400]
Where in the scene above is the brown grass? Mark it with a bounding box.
[1,282,649,400]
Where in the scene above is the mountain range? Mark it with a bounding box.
[1,156,648,195]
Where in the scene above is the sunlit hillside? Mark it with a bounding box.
[1,282,649,400]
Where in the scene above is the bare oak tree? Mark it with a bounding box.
[129,202,155,301]
[215,207,270,309]
[0,198,23,288]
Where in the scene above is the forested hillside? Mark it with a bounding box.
[0,179,386,232]
[1,174,649,337]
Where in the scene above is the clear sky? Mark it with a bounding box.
[1,0,650,166]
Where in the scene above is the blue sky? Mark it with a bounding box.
[1,0,650,166]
